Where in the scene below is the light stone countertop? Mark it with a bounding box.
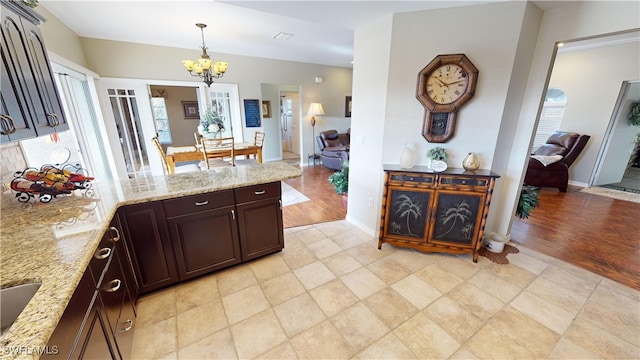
[0,162,302,359]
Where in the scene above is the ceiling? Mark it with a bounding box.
[39,0,507,68]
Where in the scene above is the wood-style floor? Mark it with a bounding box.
[282,165,346,228]
[511,185,639,291]
[284,167,640,291]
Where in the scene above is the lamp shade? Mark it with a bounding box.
[307,103,325,116]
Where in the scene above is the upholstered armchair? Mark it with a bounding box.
[524,131,590,192]
[316,129,350,171]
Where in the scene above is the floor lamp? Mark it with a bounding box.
[307,102,325,161]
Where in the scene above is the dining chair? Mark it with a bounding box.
[236,131,265,165]
[151,137,201,174]
[201,137,235,169]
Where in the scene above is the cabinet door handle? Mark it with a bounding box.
[231,209,235,220]
[109,226,121,242]
[48,113,61,127]
[104,279,121,293]
[7,116,17,134]
[195,200,209,206]
[254,190,266,195]
[0,115,16,135]
[121,319,134,332]
[94,247,111,260]
[279,199,282,210]
[0,115,10,135]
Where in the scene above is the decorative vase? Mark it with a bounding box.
[462,152,480,171]
[399,143,415,169]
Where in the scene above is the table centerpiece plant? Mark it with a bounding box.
[198,107,226,138]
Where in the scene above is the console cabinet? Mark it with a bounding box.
[379,165,500,262]
[0,1,68,143]
[119,181,284,295]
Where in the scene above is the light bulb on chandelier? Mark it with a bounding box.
[182,23,228,87]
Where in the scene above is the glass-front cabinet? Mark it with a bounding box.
[379,165,500,262]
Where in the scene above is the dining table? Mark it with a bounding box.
[165,142,262,174]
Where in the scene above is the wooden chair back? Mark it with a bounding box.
[194,132,202,145]
[254,131,265,147]
[151,136,170,174]
[201,137,235,169]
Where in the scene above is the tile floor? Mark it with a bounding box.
[130,220,640,359]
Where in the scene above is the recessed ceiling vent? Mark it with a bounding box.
[273,32,294,40]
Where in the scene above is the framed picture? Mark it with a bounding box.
[262,101,271,118]
[345,96,352,117]
[182,101,200,119]
[244,99,261,127]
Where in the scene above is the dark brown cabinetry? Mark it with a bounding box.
[235,182,284,261]
[165,190,242,281]
[0,0,68,143]
[118,201,178,295]
[44,218,136,359]
[379,166,500,262]
[119,182,284,295]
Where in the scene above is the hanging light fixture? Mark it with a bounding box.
[182,23,228,87]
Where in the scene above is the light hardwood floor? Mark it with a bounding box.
[284,167,640,291]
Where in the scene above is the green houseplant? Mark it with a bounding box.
[328,161,349,208]
[516,185,540,219]
[426,146,448,162]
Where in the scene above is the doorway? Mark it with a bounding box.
[280,91,300,164]
[590,80,640,193]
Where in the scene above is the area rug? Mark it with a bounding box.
[479,243,520,264]
[580,186,640,204]
[281,182,310,207]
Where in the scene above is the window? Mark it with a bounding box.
[533,88,567,150]
[151,97,172,144]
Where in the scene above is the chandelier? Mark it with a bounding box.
[182,23,228,87]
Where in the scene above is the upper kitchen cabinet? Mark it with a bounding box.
[0,0,68,143]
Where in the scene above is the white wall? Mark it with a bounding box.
[495,0,639,234]
[347,15,394,234]
[350,1,534,234]
[349,1,640,237]
[549,41,640,184]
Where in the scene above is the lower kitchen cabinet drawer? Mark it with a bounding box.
[163,190,234,218]
[234,181,281,203]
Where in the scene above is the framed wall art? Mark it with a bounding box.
[244,99,261,127]
[182,101,200,119]
[262,101,271,118]
[345,96,352,117]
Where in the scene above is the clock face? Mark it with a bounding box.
[426,64,469,105]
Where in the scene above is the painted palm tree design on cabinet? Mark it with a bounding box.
[388,190,429,238]
[432,193,481,245]
[384,189,482,245]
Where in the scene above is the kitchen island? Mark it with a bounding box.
[0,162,302,359]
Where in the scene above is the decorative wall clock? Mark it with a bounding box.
[416,54,478,143]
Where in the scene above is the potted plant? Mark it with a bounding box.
[199,107,226,138]
[426,146,448,171]
[328,161,349,209]
[516,185,540,219]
